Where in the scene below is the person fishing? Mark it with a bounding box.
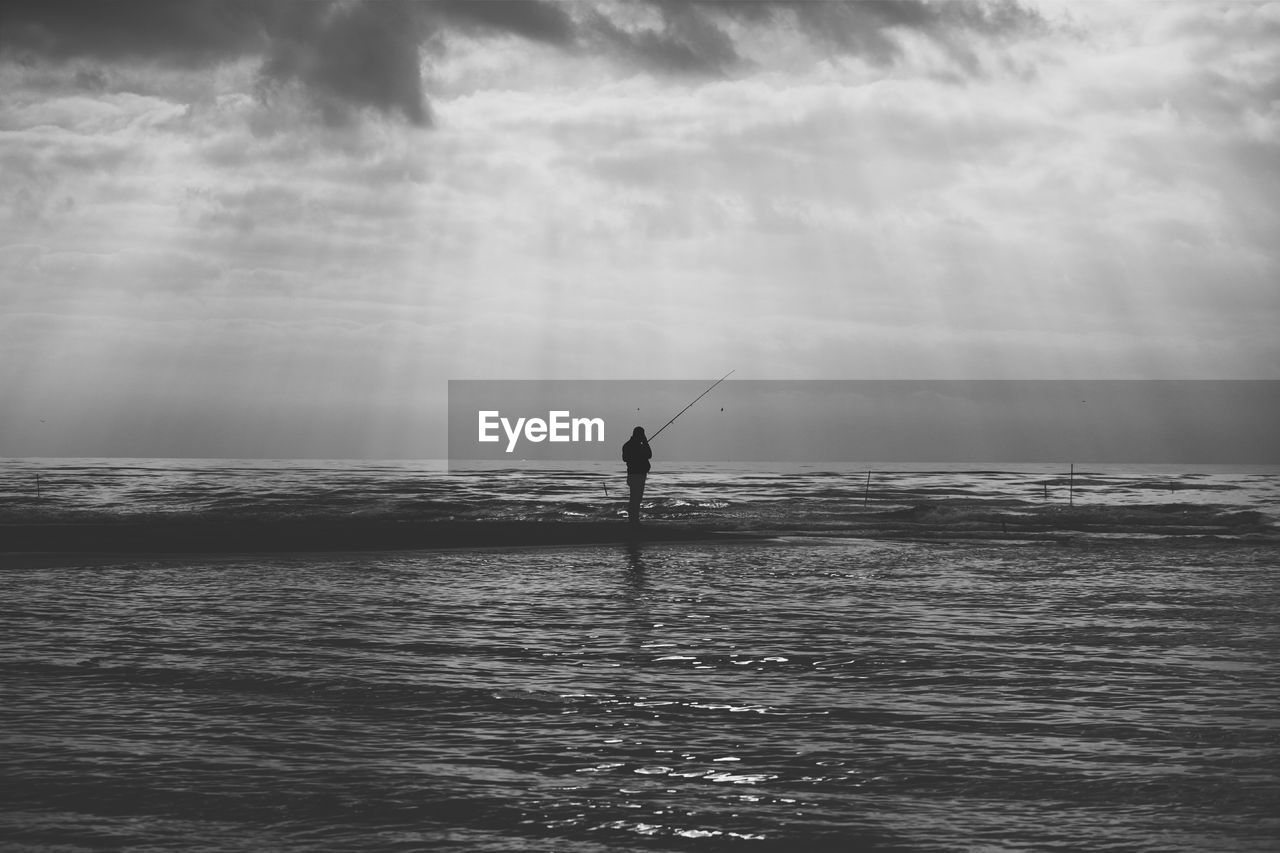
[622,426,651,524]
[622,371,732,526]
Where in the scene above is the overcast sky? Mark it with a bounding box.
[2,1,1277,459]
[448,380,1279,463]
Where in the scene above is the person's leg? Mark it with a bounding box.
[627,473,646,522]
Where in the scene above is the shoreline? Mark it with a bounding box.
[0,519,772,556]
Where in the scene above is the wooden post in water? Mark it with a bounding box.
[864,471,871,508]
[1069,463,1074,507]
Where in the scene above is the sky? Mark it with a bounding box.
[447,380,1280,463]
[1,1,1277,459]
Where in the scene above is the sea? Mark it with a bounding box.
[2,459,1278,852]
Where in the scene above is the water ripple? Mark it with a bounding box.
[3,535,1279,851]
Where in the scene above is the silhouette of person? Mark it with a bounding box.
[622,426,651,524]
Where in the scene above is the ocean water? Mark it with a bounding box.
[2,459,1279,851]
[2,458,1278,539]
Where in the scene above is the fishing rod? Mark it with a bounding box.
[647,370,734,443]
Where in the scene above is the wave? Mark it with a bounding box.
[2,460,1276,548]
[849,501,1273,540]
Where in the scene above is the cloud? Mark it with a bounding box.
[588,2,743,76]
[1,1,1053,127]
[0,0,267,65]
[0,0,572,126]
[256,2,431,126]
[1,1,414,123]
[582,0,1048,78]
[434,0,576,46]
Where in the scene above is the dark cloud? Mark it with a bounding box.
[434,0,576,45]
[791,0,1047,69]
[0,1,1046,123]
[0,0,573,126]
[0,0,268,65]
[789,1,933,65]
[258,2,430,126]
[590,3,742,76]
[590,0,1046,77]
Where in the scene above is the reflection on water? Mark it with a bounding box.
[3,537,1279,851]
